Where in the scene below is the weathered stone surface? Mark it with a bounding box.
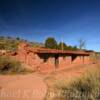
[0,42,92,73]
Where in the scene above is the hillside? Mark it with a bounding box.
[0,36,44,51]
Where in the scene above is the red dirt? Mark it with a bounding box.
[0,63,99,100]
[0,74,47,100]
[45,63,99,82]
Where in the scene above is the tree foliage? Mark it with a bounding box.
[45,37,57,49]
[58,42,67,50]
[45,37,78,50]
[0,36,78,51]
[58,42,78,51]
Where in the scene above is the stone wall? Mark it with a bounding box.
[38,57,55,73]
[58,55,71,69]
[72,56,84,64]
[6,42,91,73]
[84,56,91,64]
[15,51,91,73]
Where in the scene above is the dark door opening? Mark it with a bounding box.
[72,54,77,63]
[55,54,59,68]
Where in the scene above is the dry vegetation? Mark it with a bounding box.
[44,65,100,100]
[0,55,33,74]
[54,69,100,100]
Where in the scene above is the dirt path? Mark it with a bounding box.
[0,63,98,100]
[0,73,47,100]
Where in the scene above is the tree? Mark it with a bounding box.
[45,37,57,49]
[72,46,78,50]
[58,42,67,50]
[78,39,86,50]
[66,45,73,50]
[16,37,20,41]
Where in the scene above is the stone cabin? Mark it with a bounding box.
[9,42,92,73]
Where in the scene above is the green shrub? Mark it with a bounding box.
[45,37,57,49]
[48,69,100,100]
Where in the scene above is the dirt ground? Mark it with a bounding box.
[0,73,47,100]
[0,63,99,100]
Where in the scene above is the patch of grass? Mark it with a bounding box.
[46,69,100,100]
[0,56,33,74]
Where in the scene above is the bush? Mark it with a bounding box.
[48,69,100,100]
[0,56,25,74]
[45,37,57,49]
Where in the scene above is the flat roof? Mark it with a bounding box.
[18,42,92,56]
[31,48,91,55]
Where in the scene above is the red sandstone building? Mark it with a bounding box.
[12,42,91,73]
[0,42,92,73]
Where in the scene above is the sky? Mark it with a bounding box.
[0,0,100,51]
